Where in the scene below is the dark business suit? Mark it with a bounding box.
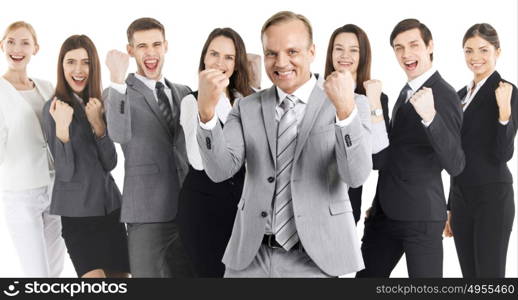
[357,71,465,278]
[348,93,390,223]
[449,71,517,277]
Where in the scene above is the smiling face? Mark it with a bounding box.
[1,27,39,71]
[127,29,168,80]
[262,19,315,94]
[332,32,360,79]
[203,36,236,79]
[392,28,433,80]
[463,35,500,81]
[63,48,89,94]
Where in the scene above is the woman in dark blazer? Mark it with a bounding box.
[42,35,130,278]
[177,28,254,277]
[324,24,390,223]
[444,23,517,277]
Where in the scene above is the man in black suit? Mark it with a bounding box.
[356,19,465,278]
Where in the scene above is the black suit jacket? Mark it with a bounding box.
[373,71,465,221]
[452,71,517,187]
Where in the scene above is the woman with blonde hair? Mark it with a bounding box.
[0,21,65,277]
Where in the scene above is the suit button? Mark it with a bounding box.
[261,211,268,218]
[267,177,274,183]
[344,134,352,147]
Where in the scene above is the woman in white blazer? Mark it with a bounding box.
[0,21,65,277]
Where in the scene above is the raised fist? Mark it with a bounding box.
[106,50,130,84]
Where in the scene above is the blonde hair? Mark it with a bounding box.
[2,21,38,46]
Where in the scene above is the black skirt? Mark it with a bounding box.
[61,208,130,277]
[177,165,245,277]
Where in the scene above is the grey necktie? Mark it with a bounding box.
[155,81,175,136]
[273,95,299,251]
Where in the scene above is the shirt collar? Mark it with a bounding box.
[466,71,493,92]
[276,73,316,105]
[407,67,437,92]
[135,73,167,91]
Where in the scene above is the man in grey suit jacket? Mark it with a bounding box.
[197,11,372,277]
[104,17,193,277]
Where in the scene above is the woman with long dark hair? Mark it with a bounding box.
[42,35,130,278]
[444,23,516,277]
[177,27,254,277]
[324,24,389,223]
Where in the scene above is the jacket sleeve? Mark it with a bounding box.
[423,87,465,176]
[196,101,246,183]
[493,84,518,163]
[334,98,373,188]
[0,108,8,165]
[42,102,75,182]
[103,86,132,144]
[94,120,118,172]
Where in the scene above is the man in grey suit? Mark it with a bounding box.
[104,17,193,277]
[197,11,372,277]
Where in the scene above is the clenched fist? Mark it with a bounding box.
[363,79,383,109]
[106,50,130,84]
[85,98,106,137]
[324,70,356,120]
[49,98,74,143]
[409,87,436,123]
[495,81,513,122]
[197,69,229,123]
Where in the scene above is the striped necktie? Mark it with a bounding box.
[273,94,299,251]
[155,81,175,136]
[391,83,412,127]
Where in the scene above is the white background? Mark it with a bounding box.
[0,0,516,277]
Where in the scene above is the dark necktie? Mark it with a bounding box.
[155,81,175,136]
[391,83,412,127]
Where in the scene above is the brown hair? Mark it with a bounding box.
[390,18,434,61]
[55,35,102,106]
[261,11,313,46]
[324,24,372,95]
[462,23,500,49]
[127,17,165,44]
[199,28,254,103]
[2,21,38,47]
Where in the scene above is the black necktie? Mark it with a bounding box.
[391,83,412,127]
[155,81,175,136]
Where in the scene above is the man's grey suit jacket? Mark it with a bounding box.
[197,82,372,276]
[104,73,191,223]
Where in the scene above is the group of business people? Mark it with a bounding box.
[0,11,515,278]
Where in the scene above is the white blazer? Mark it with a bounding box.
[0,77,54,191]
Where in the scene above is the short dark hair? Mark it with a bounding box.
[198,28,254,103]
[462,23,500,49]
[390,18,433,61]
[127,17,165,44]
[261,11,313,46]
[324,24,372,95]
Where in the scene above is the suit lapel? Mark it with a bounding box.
[127,74,173,139]
[463,71,501,115]
[261,86,278,164]
[293,84,325,163]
